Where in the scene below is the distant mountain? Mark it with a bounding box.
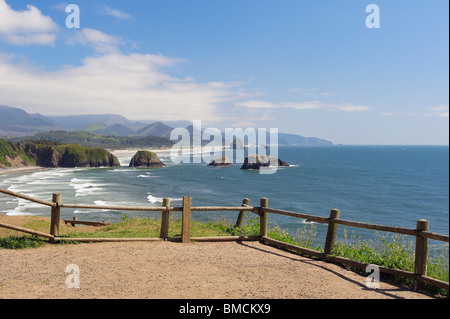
[79,122,135,136]
[278,133,333,146]
[46,114,131,130]
[95,123,136,136]
[0,105,334,146]
[0,105,56,137]
[79,122,108,133]
[137,122,173,138]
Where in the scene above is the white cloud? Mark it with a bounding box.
[235,100,280,109]
[235,100,369,112]
[103,5,132,20]
[289,87,319,93]
[0,52,246,122]
[0,0,58,45]
[289,87,334,96]
[338,105,370,112]
[67,28,122,54]
[428,105,449,118]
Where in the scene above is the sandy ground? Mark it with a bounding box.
[0,236,438,299]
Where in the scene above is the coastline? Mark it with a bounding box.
[0,166,48,177]
[0,148,171,178]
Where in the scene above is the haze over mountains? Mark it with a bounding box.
[0,105,333,146]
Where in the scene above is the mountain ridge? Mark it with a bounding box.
[0,105,333,146]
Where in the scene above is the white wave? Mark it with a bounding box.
[94,200,107,206]
[147,193,182,203]
[69,178,108,197]
[3,198,42,216]
[107,168,135,172]
[5,210,34,216]
[147,195,164,204]
[74,210,90,214]
[302,219,317,224]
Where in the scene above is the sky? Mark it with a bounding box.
[0,0,448,145]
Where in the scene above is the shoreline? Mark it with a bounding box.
[0,166,48,177]
[0,148,171,178]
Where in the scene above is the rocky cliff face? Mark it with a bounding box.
[24,144,61,167]
[129,151,165,168]
[55,144,120,168]
[1,139,120,169]
[240,154,289,170]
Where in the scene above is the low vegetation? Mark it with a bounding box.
[0,139,36,167]
[13,130,175,150]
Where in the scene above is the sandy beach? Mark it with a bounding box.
[0,166,48,177]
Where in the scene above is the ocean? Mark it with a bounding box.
[1,145,448,249]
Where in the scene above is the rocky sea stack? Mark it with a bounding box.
[129,151,165,168]
[56,144,120,168]
[240,154,289,170]
[207,156,235,167]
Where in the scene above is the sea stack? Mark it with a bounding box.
[240,154,289,170]
[207,156,235,167]
[129,151,165,168]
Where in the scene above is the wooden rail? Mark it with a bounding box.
[0,187,448,292]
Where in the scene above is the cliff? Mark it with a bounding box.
[55,144,120,168]
[0,139,120,169]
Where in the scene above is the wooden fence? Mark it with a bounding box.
[0,187,448,291]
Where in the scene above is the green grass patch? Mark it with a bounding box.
[331,230,449,296]
[60,214,233,239]
[0,235,46,249]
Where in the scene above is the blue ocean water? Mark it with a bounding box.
[1,146,448,248]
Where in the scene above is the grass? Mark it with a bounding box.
[0,235,46,249]
[1,214,448,296]
[58,214,233,239]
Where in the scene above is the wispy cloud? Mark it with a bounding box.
[66,28,122,54]
[0,0,58,45]
[102,5,132,20]
[380,105,449,118]
[289,87,334,97]
[235,100,370,112]
[427,105,449,118]
[0,52,247,122]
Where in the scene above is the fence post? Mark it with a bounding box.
[235,198,250,228]
[324,209,340,255]
[160,198,171,239]
[259,197,268,238]
[49,193,62,242]
[181,196,191,244]
[414,219,429,291]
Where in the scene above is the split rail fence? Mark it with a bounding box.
[0,187,448,291]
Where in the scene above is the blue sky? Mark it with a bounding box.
[0,0,448,144]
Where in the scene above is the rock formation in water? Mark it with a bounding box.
[207,156,235,167]
[240,154,289,170]
[129,150,165,168]
[56,144,120,168]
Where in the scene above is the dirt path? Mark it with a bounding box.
[0,240,436,299]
